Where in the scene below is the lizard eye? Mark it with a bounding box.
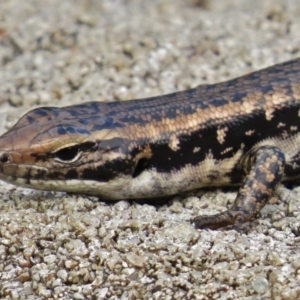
[54,145,81,163]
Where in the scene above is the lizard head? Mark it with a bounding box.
[0,104,138,198]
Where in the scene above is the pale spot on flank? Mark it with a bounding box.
[265,108,274,121]
[245,129,255,136]
[277,122,286,128]
[168,135,180,151]
[193,147,200,153]
[216,126,228,144]
[221,147,233,155]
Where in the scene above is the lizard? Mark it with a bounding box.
[0,58,299,230]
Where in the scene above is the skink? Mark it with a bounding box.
[1,58,300,229]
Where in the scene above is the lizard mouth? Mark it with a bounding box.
[0,150,47,185]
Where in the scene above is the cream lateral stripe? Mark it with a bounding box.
[124,92,290,141]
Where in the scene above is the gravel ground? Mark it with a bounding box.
[0,0,300,299]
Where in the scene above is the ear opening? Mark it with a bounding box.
[132,157,149,178]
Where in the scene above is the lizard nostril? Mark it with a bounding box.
[0,153,10,164]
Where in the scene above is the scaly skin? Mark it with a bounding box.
[1,58,300,229]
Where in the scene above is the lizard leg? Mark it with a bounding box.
[193,146,285,230]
